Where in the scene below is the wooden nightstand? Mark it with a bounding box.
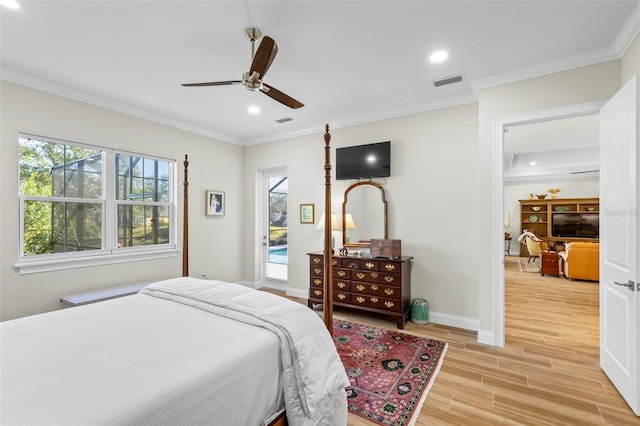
[540,251,560,277]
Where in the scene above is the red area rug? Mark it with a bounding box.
[333,320,447,426]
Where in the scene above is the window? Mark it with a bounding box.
[17,134,176,273]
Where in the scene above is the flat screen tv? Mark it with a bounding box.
[336,141,390,180]
[552,213,599,238]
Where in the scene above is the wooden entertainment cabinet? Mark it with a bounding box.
[519,197,599,256]
[307,252,413,329]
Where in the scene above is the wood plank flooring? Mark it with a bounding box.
[276,255,639,425]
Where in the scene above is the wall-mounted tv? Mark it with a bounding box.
[552,213,599,238]
[336,141,391,180]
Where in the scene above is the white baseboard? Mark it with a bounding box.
[428,311,478,332]
[287,287,308,299]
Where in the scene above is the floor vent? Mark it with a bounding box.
[275,117,293,123]
[433,75,463,87]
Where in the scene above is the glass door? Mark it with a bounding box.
[262,167,288,283]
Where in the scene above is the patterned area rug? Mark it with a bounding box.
[333,320,447,426]
[518,259,540,273]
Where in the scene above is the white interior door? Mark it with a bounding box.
[599,74,639,416]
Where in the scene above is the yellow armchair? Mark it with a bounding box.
[558,242,599,281]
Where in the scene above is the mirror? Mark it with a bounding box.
[342,182,388,247]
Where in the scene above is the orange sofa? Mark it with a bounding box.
[558,242,599,282]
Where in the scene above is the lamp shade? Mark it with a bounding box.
[315,213,341,231]
[344,213,358,230]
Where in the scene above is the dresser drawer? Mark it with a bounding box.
[351,270,401,286]
[309,255,323,266]
[351,294,400,312]
[378,261,402,273]
[310,266,324,277]
[333,268,350,280]
[334,279,351,292]
[351,282,399,299]
[308,287,351,303]
[310,277,323,288]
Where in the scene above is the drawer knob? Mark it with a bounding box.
[338,282,346,288]
[384,264,396,271]
[356,272,366,279]
[356,296,365,304]
[314,279,321,285]
[338,270,347,277]
[384,301,395,308]
[356,284,365,292]
[314,290,322,296]
[313,258,321,264]
[370,297,379,303]
[384,288,394,295]
[370,284,379,291]
[314,268,322,274]
[371,272,379,279]
[384,276,395,283]
[338,293,347,300]
[332,259,338,266]
[364,262,375,269]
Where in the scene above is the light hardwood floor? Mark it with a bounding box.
[278,255,639,425]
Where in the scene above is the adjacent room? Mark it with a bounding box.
[1,1,639,424]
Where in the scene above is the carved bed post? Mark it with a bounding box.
[182,155,189,277]
[323,125,333,335]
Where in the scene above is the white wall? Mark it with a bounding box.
[477,60,622,341]
[504,179,600,255]
[244,103,481,329]
[0,82,244,320]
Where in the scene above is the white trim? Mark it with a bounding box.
[613,1,640,57]
[14,248,178,275]
[427,311,479,332]
[491,100,606,347]
[287,287,308,300]
[472,47,619,92]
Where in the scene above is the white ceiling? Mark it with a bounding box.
[1,1,638,146]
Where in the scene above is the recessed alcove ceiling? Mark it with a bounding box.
[0,1,638,146]
[504,114,600,183]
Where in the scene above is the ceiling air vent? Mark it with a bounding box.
[275,117,293,123]
[433,75,463,87]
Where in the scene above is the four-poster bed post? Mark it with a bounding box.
[323,125,334,336]
[182,155,189,277]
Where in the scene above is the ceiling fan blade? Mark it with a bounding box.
[261,83,304,109]
[250,36,278,79]
[181,80,242,87]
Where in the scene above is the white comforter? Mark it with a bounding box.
[140,278,350,426]
[1,277,348,426]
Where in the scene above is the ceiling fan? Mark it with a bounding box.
[181,28,304,109]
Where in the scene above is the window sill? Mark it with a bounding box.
[14,248,179,275]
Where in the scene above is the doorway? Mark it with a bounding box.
[494,100,606,346]
[261,167,288,287]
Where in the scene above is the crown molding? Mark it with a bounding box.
[470,46,620,92]
[613,0,640,56]
[1,68,241,145]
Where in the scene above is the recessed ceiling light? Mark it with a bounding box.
[429,50,448,63]
[248,105,260,115]
[529,161,537,166]
[0,0,20,9]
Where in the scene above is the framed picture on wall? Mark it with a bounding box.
[300,203,314,224]
[205,190,225,216]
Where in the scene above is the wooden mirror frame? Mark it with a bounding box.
[342,181,388,248]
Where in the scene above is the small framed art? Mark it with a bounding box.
[300,203,314,224]
[206,190,225,216]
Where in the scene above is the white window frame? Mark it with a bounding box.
[15,134,178,275]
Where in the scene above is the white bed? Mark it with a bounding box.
[1,278,349,425]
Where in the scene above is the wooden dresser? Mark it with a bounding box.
[307,252,413,329]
